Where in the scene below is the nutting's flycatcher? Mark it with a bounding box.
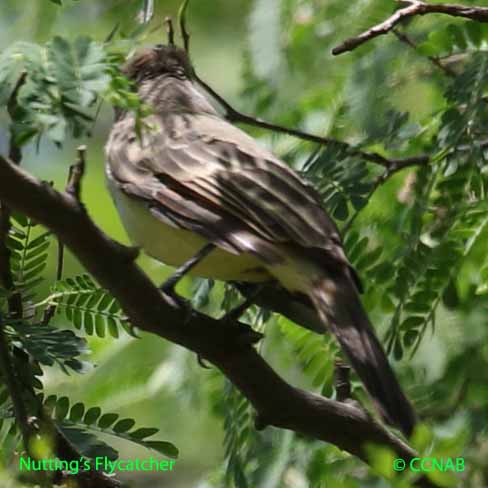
[105,45,416,436]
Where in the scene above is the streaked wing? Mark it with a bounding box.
[107,112,350,268]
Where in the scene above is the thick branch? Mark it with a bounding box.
[1,81,116,486]
[0,155,440,487]
[333,0,488,55]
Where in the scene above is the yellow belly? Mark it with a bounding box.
[108,181,271,282]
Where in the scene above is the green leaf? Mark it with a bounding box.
[393,338,403,361]
[50,276,133,338]
[129,428,159,440]
[143,441,179,459]
[84,407,101,425]
[418,29,451,56]
[447,24,468,50]
[44,395,58,416]
[333,197,349,220]
[112,418,136,433]
[8,322,89,373]
[400,316,425,330]
[59,423,119,461]
[69,403,85,422]
[403,330,419,348]
[465,22,483,47]
[191,278,214,308]
[55,397,70,420]
[97,413,119,429]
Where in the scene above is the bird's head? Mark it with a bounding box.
[123,44,194,84]
[119,44,216,116]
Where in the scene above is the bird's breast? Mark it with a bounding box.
[106,176,270,283]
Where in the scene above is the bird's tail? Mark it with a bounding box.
[308,274,416,437]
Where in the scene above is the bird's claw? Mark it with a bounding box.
[161,288,194,325]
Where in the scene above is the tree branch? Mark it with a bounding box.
[194,67,429,171]
[0,313,33,454]
[392,28,456,77]
[178,0,191,53]
[165,16,176,46]
[175,0,429,171]
[0,75,35,461]
[66,146,86,203]
[333,0,488,56]
[1,83,118,487]
[0,74,25,319]
[0,153,441,488]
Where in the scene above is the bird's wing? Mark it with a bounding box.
[106,112,352,270]
[107,111,416,435]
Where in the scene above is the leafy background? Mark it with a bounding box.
[1,0,488,487]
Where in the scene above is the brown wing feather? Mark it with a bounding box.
[106,111,355,274]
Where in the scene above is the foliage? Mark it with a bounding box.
[7,215,51,305]
[0,33,148,148]
[0,174,177,480]
[46,274,135,338]
[42,394,178,459]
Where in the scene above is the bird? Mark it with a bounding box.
[105,44,416,437]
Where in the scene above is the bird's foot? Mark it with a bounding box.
[160,285,194,325]
[220,284,265,323]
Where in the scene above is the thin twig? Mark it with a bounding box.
[46,145,85,322]
[66,146,87,203]
[0,312,33,453]
[194,73,429,170]
[333,0,488,56]
[392,28,456,77]
[165,16,175,45]
[0,73,26,319]
[104,22,120,43]
[178,0,191,53]
[343,153,426,232]
[335,360,352,402]
[42,237,64,326]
